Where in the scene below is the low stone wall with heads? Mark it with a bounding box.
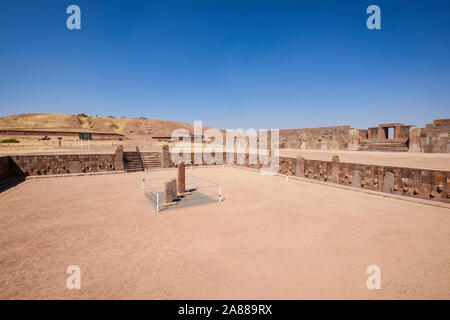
[275,156,449,202]
[2,147,448,202]
[163,150,449,202]
[10,154,118,176]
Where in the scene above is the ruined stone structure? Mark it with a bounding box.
[279,118,450,153]
[277,155,448,202]
[163,152,449,203]
[420,119,450,153]
[359,123,410,152]
[1,148,449,202]
[4,145,124,177]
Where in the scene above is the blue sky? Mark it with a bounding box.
[0,0,449,130]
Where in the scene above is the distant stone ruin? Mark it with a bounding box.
[278,118,450,153]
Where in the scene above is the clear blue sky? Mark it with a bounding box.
[0,0,449,130]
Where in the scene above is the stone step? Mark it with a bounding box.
[124,151,144,172]
[142,156,161,160]
[140,153,162,169]
[358,146,408,152]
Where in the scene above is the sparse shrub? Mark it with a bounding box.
[1,138,20,143]
[109,123,119,129]
[77,113,88,117]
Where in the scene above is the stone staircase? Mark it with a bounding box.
[358,138,409,152]
[141,153,162,170]
[123,152,144,172]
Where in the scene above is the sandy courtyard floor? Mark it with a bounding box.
[0,166,449,299]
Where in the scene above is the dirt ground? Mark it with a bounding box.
[0,166,449,299]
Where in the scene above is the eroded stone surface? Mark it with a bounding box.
[164,179,177,204]
[382,172,395,193]
[177,162,185,194]
[332,156,340,183]
[351,170,362,187]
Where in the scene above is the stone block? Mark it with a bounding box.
[351,170,362,187]
[68,160,82,174]
[382,172,394,193]
[408,126,422,152]
[331,156,340,183]
[164,179,177,204]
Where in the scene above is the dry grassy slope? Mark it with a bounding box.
[0,113,213,138]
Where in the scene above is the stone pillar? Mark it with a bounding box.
[331,155,340,183]
[348,129,359,151]
[295,156,305,177]
[177,162,185,194]
[351,169,362,187]
[409,126,421,152]
[162,145,169,168]
[114,145,124,171]
[164,179,177,203]
[382,172,394,193]
[378,126,386,139]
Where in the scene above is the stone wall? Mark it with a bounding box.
[279,126,352,150]
[10,154,118,176]
[420,119,450,153]
[278,119,450,153]
[161,150,448,202]
[2,146,448,202]
[277,156,448,202]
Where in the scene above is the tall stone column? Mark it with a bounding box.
[162,145,169,168]
[114,145,124,171]
[177,162,185,194]
[348,129,359,151]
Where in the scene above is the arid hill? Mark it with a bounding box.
[0,113,210,138]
